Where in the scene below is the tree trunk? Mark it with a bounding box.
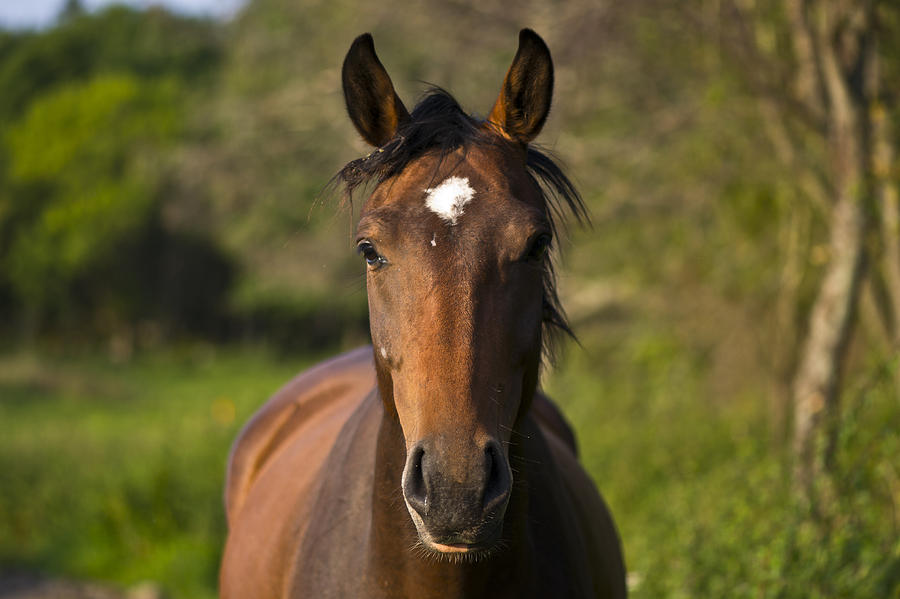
[792,191,866,491]
[872,101,900,347]
[791,0,871,495]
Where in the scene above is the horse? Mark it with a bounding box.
[219,29,627,598]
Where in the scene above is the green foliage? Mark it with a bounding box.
[0,6,219,121]
[0,5,227,337]
[4,74,178,305]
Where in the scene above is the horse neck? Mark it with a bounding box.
[367,406,538,599]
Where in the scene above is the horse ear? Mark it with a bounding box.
[342,33,410,147]
[487,29,554,145]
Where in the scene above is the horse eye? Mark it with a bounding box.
[357,241,385,269]
[524,234,552,262]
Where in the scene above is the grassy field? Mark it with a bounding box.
[550,332,899,598]
[0,347,306,598]
[1,343,898,598]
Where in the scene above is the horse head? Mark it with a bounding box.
[340,29,579,558]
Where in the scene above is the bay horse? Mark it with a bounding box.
[220,29,626,598]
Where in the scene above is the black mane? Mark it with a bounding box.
[336,88,588,360]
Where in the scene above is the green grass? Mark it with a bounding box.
[546,330,900,599]
[0,347,306,598]
[1,342,898,597]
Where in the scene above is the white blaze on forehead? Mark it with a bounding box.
[424,176,475,225]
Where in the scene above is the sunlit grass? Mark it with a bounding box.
[0,346,307,598]
[546,330,900,599]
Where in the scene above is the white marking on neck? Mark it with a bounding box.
[380,347,388,359]
[424,176,475,225]
[430,233,437,247]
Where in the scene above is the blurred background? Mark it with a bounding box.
[0,0,898,597]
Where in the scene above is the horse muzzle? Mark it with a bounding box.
[401,437,512,554]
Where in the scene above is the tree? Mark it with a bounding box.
[59,0,85,23]
[3,75,178,316]
[0,5,226,342]
[704,0,897,496]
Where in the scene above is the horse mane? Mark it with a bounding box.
[335,88,588,362]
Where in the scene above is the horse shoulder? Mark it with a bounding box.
[224,346,376,524]
[537,410,628,599]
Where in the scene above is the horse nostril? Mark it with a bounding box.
[403,445,428,516]
[482,442,511,514]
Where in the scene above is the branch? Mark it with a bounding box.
[756,95,831,213]
[787,0,827,122]
[714,0,827,135]
[872,100,900,346]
